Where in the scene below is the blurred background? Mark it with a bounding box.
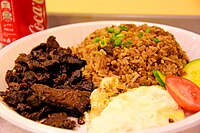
[46,0,200,34]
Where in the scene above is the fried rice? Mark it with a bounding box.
[72,24,189,88]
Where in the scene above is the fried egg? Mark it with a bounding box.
[88,78,185,133]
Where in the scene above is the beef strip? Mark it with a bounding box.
[21,105,52,121]
[71,79,94,92]
[31,84,91,117]
[42,112,76,129]
[68,70,82,84]
[55,78,94,92]
[66,56,86,71]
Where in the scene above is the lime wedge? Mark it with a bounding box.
[182,59,200,87]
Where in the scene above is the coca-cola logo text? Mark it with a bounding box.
[29,0,46,33]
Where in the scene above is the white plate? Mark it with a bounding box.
[0,21,200,133]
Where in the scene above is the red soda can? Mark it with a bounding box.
[0,0,47,46]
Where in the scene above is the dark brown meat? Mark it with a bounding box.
[46,36,60,52]
[31,84,91,117]
[2,83,30,107]
[42,112,76,129]
[0,36,94,130]
[72,79,94,92]
[5,70,22,84]
[31,36,59,53]
[22,71,37,85]
[21,106,52,121]
[5,36,87,87]
[68,70,82,84]
[49,47,72,62]
[67,56,86,68]
[27,57,59,71]
[98,45,114,56]
[15,53,29,65]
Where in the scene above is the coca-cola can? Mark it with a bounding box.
[0,0,47,46]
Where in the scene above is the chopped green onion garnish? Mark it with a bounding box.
[109,33,124,44]
[138,32,143,38]
[100,40,105,44]
[110,35,116,43]
[114,30,121,35]
[122,40,133,48]
[152,38,160,43]
[107,27,114,33]
[113,39,122,47]
[100,37,107,47]
[122,43,130,48]
[146,28,151,33]
[116,34,124,38]
[110,37,114,43]
[94,37,100,43]
[127,40,133,44]
[119,25,128,31]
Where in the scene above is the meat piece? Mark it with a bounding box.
[0,91,5,96]
[79,79,94,92]
[56,78,94,92]
[16,103,32,112]
[5,70,21,84]
[102,45,114,55]
[31,84,91,117]
[42,112,76,129]
[8,82,29,91]
[31,36,59,54]
[14,63,29,73]
[31,43,48,54]
[1,83,30,106]
[14,48,59,71]
[1,36,94,130]
[34,72,51,85]
[22,71,37,85]
[46,36,60,52]
[21,106,52,121]
[2,89,25,106]
[28,37,61,70]
[55,84,71,90]
[15,53,29,65]
[72,79,94,92]
[27,55,59,71]
[53,73,68,87]
[68,70,82,84]
[49,47,72,62]
[67,56,86,70]
[26,94,42,107]
[6,54,31,84]
[98,45,114,55]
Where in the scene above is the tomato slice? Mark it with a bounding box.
[166,75,200,112]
